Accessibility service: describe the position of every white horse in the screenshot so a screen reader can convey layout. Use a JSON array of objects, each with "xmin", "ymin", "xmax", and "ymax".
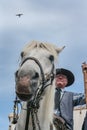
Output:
[{"xmin": 14, "ymin": 40, "xmax": 64, "ymax": 130}]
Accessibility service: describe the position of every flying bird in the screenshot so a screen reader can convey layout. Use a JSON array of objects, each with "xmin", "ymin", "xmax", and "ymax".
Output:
[{"xmin": 16, "ymin": 13, "xmax": 23, "ymax": 17}]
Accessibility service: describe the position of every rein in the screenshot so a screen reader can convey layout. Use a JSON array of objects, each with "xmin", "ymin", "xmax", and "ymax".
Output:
[
  {"xmin": 12, "ymin": 96, "xmax": 21, "ymax": 124},
  {"xmin": 17, "ymin": 57, "xmax": 55, "ymax": 130},
  {"xmin": 25, "ymin": 101, "xmax": 41, "ymax": 130}
]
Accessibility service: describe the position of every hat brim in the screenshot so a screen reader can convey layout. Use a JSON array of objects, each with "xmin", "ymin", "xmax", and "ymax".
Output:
[{"xmin": 56, "ymin": 68, "xmax": 75, "ymax": 87}]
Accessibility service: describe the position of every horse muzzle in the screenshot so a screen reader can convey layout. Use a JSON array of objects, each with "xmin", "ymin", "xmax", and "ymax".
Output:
[{"xmin": 16, "ymin": 76, "xmax": 33, "ymax": 101}]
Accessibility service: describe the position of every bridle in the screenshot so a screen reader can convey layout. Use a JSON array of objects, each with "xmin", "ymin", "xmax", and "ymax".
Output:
[
  {"xmin": 21, "ymin": 57, "xmax": 45, "ymax": 89},
  {"xmin": 20, "ymin": 57, "xmax": 55, "ymax": 88},
  {"xmin": 15, "ymin": 56, "xmax": 55, "ymax": 130}
]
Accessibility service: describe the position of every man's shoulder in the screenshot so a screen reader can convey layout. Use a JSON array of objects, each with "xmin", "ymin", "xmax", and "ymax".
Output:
[
  {"xmin": 64, "ymin": 90, "xmax": 73, "ymax": 95},
  {"xmin": 63, "ymin": 91, "xmax": 74, "ymax": 98}
]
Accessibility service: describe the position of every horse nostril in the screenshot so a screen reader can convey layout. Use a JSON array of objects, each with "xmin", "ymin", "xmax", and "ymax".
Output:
[
  {"xmin": 15, "ymin": 70, "xmax": 18, "ymax": 77},
  {"xmin": 32, "ymin": 72, "xmax": 39, "ymax": 79}
]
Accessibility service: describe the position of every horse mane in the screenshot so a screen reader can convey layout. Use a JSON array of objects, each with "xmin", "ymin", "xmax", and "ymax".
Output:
[{"xmin": 21, "ymin": 40, "xmax": 58, "ymax": 59}]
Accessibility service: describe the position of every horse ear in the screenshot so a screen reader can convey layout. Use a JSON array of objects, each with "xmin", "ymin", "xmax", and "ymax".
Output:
[{"xmin": 56, "ymin": 46, "xmax": 65, "ymax": 54}]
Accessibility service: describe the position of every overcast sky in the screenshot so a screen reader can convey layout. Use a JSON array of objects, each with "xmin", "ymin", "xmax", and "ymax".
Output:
[{"xmin": 1, "ymin": 0, "xmax": 87, "ymax": 129}]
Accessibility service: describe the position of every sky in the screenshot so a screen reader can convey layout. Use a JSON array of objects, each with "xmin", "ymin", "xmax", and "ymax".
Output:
[{"xmin": 1, "ymin": 0, "xmax": 87, "ymax": 129}]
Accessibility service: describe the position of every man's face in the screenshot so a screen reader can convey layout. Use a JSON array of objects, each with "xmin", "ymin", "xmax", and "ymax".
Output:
[{"xmin": 55, "ymin": 74, "xmax": 68, "ymax": 89}]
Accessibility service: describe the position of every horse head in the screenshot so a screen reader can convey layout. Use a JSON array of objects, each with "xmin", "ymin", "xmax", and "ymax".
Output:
[{"xmin": 15, "ymin": 41, "xmax": 64, "ymax": 102}]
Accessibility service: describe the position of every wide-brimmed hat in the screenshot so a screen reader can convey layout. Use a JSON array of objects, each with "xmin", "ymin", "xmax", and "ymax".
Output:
[{"xmin": 56, "ymin": 68, "xmax": 75, "ymax": 87}]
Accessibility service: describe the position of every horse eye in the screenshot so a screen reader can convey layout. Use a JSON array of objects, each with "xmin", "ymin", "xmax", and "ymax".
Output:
[
  {"xmin": 49, "ymin": 55, "xmax": 54, "ymax": 62},
  {"xmin": 20, "ymin": 52, "xmax": 24, "ymax": 58},
  {"xmin": 15, "ymin": 70, "xmax": 18, "ymax": 77}
]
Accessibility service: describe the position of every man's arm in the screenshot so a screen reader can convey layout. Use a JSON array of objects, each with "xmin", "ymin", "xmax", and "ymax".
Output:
[{"xmin": 73, "ymin": 93, "xmax": 85, "ymax": 106}]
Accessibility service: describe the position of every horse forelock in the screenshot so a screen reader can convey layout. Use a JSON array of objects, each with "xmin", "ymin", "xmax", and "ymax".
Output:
[{"xmin": 21, "ymin": 40, "xmax": 59, "ymax": 59}]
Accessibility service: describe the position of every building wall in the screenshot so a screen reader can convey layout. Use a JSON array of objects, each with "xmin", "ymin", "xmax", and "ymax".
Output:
[{"xmin": 73, "ymin": 106, "xmax": 87, "ymax": 130}]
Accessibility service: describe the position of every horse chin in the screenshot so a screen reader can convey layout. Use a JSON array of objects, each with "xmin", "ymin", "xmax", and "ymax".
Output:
[
  {"xmin": 16, "ymin": 84, "xmax": 33, "ymax": 101},
  {"xmin": 16, "ymin": 91, "xmax": 33, "ymax": 101}
]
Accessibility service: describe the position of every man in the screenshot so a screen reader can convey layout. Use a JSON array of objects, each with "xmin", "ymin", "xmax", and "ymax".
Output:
[{"xmin": 54, "ymin": 68, "xmax": 85, "ymax": 130}]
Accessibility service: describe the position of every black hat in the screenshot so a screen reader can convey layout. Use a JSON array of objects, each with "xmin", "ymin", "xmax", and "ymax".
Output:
[{"xmin": 56, "ymin": 68, "xmax": 75, "ymax": 87}]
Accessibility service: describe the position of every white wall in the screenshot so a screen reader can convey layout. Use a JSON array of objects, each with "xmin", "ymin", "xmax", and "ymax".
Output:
[{"xmin": 74, "ymin": 106, "xmax": 87, "ymax": 130}]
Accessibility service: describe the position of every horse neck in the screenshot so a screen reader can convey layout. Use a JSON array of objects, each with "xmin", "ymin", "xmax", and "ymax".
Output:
[{"xmin": 38, "ymin": 80, "xmax": 55, "ymax": 130}]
